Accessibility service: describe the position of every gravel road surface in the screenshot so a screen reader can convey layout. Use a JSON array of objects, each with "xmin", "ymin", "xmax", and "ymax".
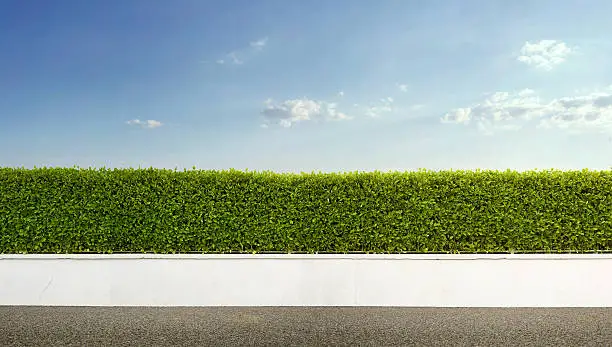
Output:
[{"xmin": 1, "ymin": 307, "xmax": 610, "ymax": 346}]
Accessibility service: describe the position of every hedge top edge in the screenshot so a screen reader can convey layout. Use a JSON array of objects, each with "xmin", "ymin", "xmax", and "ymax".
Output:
[{"xmin": 2, "ymin": 166, "xmax": 612, "ymax": 176}]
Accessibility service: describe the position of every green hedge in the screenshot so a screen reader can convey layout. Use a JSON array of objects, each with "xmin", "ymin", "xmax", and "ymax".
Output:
[{"xmin": 1, "ymin": 167, "xmax": 611, "ymax": 254}]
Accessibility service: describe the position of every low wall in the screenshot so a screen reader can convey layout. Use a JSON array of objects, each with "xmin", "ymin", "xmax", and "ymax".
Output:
[{"xmin": 1, "ymin": 254, "xmax": 610, "ymax": 307}]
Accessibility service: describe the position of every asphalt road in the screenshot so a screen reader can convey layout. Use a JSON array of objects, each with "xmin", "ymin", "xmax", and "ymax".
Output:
[{"xmin": 1, "ymin": 307, "xmax": 610, "ymax": 347}]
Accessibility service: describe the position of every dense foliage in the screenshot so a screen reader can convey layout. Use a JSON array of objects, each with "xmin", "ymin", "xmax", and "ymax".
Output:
[{"xmin": 1, "ymin": 167, "xmax": 611, "ymax": 254}]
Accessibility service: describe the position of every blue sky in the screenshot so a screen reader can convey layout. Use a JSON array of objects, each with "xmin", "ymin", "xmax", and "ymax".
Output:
[{"xmin": 2, "ymin": 0, "xmax": 612, "ymax": 173}]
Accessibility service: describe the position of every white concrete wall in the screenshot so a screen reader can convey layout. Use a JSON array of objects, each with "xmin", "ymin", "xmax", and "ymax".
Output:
[{"xmin": 0, "ymin": 254, "xmax": 610, "ymax": 307}]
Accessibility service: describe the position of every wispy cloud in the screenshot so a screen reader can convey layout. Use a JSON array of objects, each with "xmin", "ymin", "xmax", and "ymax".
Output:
[
  {"xmin": 216, "ymin": 37, "xmax": 268, "ymax": 65},
  {"xmin": 260, "ymin": 89, "xmax": 409, "ymax": 128},
  {"xmin": 227, "ymin": 52, "xmax": 243, "ymax": 65},
  {"xmin": 441, "ymin": 87, "xmax": 612, "ymax": 134},
  {"xmin": 397, "ymin": 83, "xmax": 408, "ymax": 92},
  {"xmin": 126, "ymin": 119, "xmax": 163, "ymax": 129},
  {"xmin": 261, "ymin": 98, "xmax": 352, "ymax": 128},
  {"xmin": 517, "ymin": 40, "xmax": 573, "ymax": 70},
  {"xmin": 250, "ymin": 37, "xmax": 268, "ymax": 50},
  {"xmin": 364, "ymin": 97, "xmax": 394, "ymax": 117}
]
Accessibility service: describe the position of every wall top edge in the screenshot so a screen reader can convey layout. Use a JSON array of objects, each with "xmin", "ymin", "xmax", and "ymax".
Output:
[{"xmin": 1, "ymin": 253, "xmax": 612, "ymax": 260}]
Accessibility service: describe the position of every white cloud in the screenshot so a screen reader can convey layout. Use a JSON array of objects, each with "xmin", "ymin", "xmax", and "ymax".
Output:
[
  {"xmin": 517, "ymin": 40, "xmax": 573, "ymax": 70},
  {"xmin": 365, "ymin": 97, "xmax": 394, "ymax": 118},
  {"xmin": 126, "ymin": 119, "xmax": 163, "ymax": 129},
  {"xmin": 441, "ymin": 87, "xmax": 612, "ymax": 134},
  {"xmin": 261, "ymin": 98, "xmax": 352, "ymax": 128},
  {"xmin": 250, "ymin": 37, "xmax": 268, "ymax": 50},
  {"xmin": 217, "ymin": 37, "xmax": 268, "ymax": 65},
  {"xmin": 538, "ymin": 91, "xmax": 612, "ymax": 132},
  {"xmin": 397, "ymin": 83, "xmax": 409, "ymax": 92},
  {"xmin": 338, "ymin": 91, "xmax": 344, "ymax": 97},
  {"xmin": 227, "ymin": 52, "xmax": 243, "ymax": 65},
  {"xmin": 441, "ymin": 89, "xmax": 544, "ymax": 126}
]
